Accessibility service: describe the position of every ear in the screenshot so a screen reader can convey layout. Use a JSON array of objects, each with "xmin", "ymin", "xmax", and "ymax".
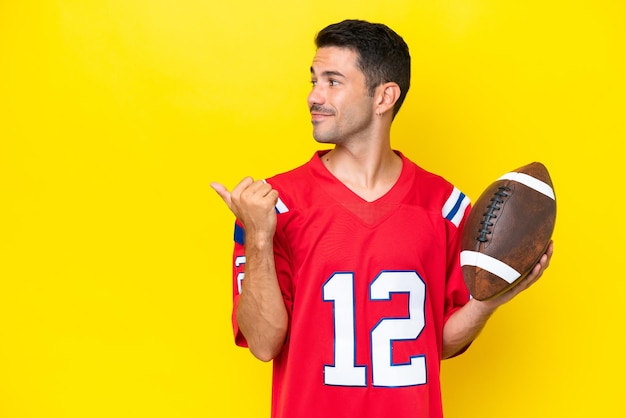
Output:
[{"xmin": 374, "ymin": 82, "xmax": 401, "ymax": 116}]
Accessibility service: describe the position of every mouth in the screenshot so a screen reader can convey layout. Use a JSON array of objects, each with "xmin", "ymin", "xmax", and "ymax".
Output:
[
  {"xmin": 310, "ymin": 112, "xmax": 333, "ymax": 123},
  {"xmin": 310, "ymin": 104, "xmax": 335, "ymax": 122},
  {"xmin": 310, "ymin": 105, "xmax": 335, "ymax": 123}
]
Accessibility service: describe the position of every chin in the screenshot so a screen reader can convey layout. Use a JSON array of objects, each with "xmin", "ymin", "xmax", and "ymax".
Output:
[{"xmin": 312, "ymin": 129, "xmax": 339, "ymax": 145}]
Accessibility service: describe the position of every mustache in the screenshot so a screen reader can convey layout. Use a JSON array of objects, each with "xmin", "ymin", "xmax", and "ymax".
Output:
[{"xmin": 310, "ymin": 104, "xmax": 336, "ymax": 115}]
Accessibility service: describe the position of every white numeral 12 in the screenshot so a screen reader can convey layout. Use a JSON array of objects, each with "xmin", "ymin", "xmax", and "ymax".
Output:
[{"xmin": 322, "ymin": 271, "xmax": 427, "ymax": 387}]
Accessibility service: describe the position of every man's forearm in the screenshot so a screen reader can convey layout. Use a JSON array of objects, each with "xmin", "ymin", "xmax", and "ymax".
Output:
[
  {"xmin": 441, "ymin": 299, "xmax": 497, "ymax": 359},
  {"xmin": 236, "ymin": 238, "xmax": 288, "ymax": 362}
]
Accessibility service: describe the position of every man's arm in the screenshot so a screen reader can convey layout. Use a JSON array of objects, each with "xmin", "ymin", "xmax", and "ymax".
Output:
[
  {"xmin": 441, "ymin": 241, "xmax": 554, "ymax": 359},
  {"xmin": 212, "ymin": 178, "xmax": 288, "ymax": 362}
]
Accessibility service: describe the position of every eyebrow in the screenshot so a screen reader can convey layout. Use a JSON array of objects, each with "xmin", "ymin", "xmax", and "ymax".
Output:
[{"xmin": 310, "ymin": 67, "xmax": 346, "ymax": 79}]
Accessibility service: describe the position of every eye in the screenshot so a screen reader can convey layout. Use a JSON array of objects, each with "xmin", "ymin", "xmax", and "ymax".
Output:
[
  {"xmin": 329, "ymin": 79, "xmax": 339, "ymax": 86},
  {"xmin": 311, "ymin": 79, "xmax": 317, "ymax": 87}
]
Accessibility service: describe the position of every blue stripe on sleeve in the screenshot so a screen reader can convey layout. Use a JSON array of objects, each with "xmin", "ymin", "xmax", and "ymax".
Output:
[
  {"xmin": 445, "ymin": 192, "xmax": 466, "ymax": 222},
  {"xmin": 234, "ymin": 222, "xmax": 245, "ymax": 245}
]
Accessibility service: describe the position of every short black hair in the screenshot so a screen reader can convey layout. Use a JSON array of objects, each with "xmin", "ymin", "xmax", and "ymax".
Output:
[{"xmin": 315, "ymin": 19, "xmax": 411, "ymax": 118}]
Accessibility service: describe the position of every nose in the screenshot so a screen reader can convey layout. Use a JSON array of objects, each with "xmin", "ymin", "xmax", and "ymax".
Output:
[{"xmin": 307, "ymin": 83, "xmax": 324, "ymax": 109}]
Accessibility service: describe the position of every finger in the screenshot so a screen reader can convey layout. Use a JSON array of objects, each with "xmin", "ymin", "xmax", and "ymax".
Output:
[
  {"xmin": 233, "ymin": 176, "xmax": 255, "ymax": 192},
  {"xmin": 241, "ymin": 179, "xmax": 272, "ymax": 197},
  {"xmin": 239, "ymin": 180, "xmax": 279, "ymax": 206},
  {"xmin": 256, "ymin": 183, "xmax": 280, "ymax": 207},
  {"xmin": 267, "ymin": 188, "xmax": 280, "ymax": 205},
  {"xmin": 526, "ymin": 263, "xmax": 543, "ymax": 285},
  {"xmin": 230, "ymin": 177, "xmax": 256, "ymax": 201},
  {"xmin": 536, "ymin": 241, "xmax": 554, "ymax": 272},
  {"xmin": 545, "ymin": 240, "xmax": 554, "ymax": 260},
  {"xmin": 210, "ymin": 182, "xmax": 233, "ymax": 208},
  {"xmin": 525, "ymin": 248, "xmax": 551, "ymax": 285}
]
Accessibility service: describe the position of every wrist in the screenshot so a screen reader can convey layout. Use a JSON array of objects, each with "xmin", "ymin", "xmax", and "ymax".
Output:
[
  {"xmin": 244, "ymin": 232, "xmax": 274, "ymax": 252},
  {"xmin": 469, "ymin": 298, "xmax": 499, "ymax": 317}
]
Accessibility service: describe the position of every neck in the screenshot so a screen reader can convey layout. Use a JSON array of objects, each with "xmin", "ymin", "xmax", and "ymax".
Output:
[{"xmin": 321, "ymin": 142, "xmax": 402, "ymax": 202}]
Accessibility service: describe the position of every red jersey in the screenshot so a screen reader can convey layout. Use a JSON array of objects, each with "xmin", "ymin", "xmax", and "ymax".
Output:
[{"xmin": 231, "ymin": 151, "xmax": 471, "ymax": 418}]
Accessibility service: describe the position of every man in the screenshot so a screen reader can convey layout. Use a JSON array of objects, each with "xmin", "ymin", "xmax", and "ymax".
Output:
[{"xmin": 212, "ymin": 19, "xmax": 553, "ymax": 418}]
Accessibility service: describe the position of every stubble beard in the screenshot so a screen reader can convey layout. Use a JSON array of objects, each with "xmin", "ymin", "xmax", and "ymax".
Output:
[
  {"xmin": 312, "ymin": 114, "xmax": 374, "ymax": 146},
  {"xmin": 312, "ymin": 124, "xmax": 339, "ymax": 144}
]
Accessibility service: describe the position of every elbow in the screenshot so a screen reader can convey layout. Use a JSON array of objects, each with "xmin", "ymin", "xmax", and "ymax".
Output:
[
  {"xmin": 250, "ymin": 345, "xmax": 281, "ymax": 362},
  {"xmin": 441, "ymin": 345, "xmax": 455, "ymax": 360},
  {"xmin": 441, "ymin": 344, "xmax": 469, "ymax": 360},
  {"xmin": 242, "ymin": 320, "xmax": 288, "ymax": 362},
  {"xmin": 248, "ymin": 330, "xmax": 287, "ymax": 362},
  {"xmin": 236, "ymin": 301, "xmax": 289, "ymax": 362}
]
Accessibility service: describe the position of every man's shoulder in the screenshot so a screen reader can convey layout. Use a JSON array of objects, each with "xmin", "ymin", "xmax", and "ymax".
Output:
[
  {"xmin": 398, "ymin": 152, "xmax": 470, "ymax": 227},
  {"xmin": 265, "ymin": 154, "xmax": 316, "ymax": 188},
  {"xmin": 262, "ymin": 152, "xmax": 323, "ymax": 215},
  {"xmin": 399, "ymin": 152, "xmax": 457, "ymax": 195}
]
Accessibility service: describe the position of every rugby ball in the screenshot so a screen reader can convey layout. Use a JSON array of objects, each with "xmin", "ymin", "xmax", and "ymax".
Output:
[{"xmin": 460, "ymin": 162, "xmax": 556, "ymax": 301}]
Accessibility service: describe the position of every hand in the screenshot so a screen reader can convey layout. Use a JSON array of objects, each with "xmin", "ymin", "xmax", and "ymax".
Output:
[
  {"xmin": 211, "ymin": 177, "xmax": 279, "ymax": 242},
  {"xmin": 481, "ymin": 240, "xmax": 554, "ymax": 309}
]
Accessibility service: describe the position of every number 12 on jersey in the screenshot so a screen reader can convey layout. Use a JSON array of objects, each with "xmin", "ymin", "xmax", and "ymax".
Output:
[{"xmin": 322, "ymin": 271, "xmax": 427, "ymax": 388}]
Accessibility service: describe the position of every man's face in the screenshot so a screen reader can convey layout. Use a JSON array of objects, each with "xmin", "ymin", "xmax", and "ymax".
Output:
[{"xmin": 308, "ymin": 47, "xmax": 376, "ymax": 145}]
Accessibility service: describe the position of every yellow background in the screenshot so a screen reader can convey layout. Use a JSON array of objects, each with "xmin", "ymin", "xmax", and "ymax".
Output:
[{"xmin": 1, "ymin": 1, "xmax": 624, "ymax": 417}]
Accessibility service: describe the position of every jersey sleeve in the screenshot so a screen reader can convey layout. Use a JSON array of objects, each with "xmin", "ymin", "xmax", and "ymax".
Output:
[
  {"xmin": 441, "ymin": 187, "xmax": 473, "ymax": 357},
  {"xmin": 231, "ymin": 220, "xmax": 247, "ymax": 347},
  {"xmin": 442, "ymin": 187, "xmax": 472, "ymax": 325}
]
